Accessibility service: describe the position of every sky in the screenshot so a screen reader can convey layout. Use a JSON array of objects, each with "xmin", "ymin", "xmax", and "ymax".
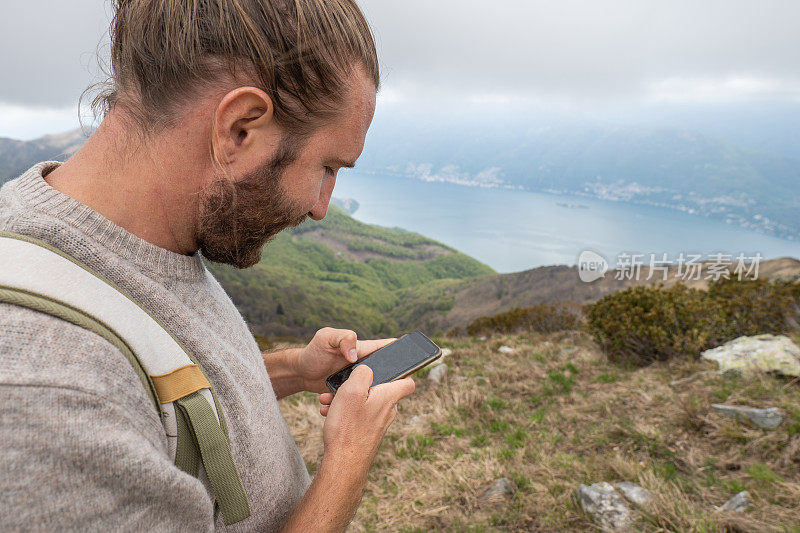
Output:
[{"xmin": 2, "ymin": 0, "xmax": 800, "ymax": 139}]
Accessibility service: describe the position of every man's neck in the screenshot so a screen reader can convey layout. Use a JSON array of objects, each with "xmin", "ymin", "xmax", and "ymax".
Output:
[{"xmin": 43, "ymin": 114, "xmax": 203, "ymax": 256}]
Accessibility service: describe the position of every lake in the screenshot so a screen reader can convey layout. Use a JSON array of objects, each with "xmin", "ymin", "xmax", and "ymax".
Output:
[{"xmin": 333, "ymin": 171, "xmax": 800, "ymax": 274}]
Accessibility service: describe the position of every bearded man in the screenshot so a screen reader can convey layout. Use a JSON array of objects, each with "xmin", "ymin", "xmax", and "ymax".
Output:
[{"xmin": 0, "ymin": 0, "xmax": 414, "ymax": 530}]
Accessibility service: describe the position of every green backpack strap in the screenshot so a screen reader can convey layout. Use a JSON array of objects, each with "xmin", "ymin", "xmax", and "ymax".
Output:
[{"xmin": 0, "ymin": 231, "xmax": 250, "ymax": 525}]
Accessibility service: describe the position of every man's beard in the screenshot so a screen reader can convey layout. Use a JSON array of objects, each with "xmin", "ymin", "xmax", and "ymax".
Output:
[{"xmin": 196, "ymin": 138, "xmax": 309, "ymax": 269}]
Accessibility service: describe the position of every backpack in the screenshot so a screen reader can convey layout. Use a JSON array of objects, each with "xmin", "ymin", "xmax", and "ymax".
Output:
[{"xmin": 0, "ymin": 231, "xmax": 251, "ymax": 526}]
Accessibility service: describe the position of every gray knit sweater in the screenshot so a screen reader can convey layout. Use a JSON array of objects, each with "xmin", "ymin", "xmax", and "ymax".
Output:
[{"xmin": 0, "ymin": 162, "xmax": 311, "ymax": 531}]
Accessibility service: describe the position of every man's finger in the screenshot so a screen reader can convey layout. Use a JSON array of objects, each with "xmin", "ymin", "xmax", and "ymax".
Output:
[
  {"xmin": 339, "ymin": 364, "xmax": 373, "ymax": 395},
  {"xmin": 356, "ymin": 337, "xmax": 397, "ymax": 358},
  {"xmin": 320, "ymin": 404, "xmax": 330, "ymax": 417},
  {"xmin": 319, "ymin": 392, "xmax": 334, "ymax": 405},
  {"xmin": 325, "ymin": 328, "xmax": 358, "ymax": 363},
  {"xmin": 370, "ymin": 377, "xmax": 415, "ymax": 404}
]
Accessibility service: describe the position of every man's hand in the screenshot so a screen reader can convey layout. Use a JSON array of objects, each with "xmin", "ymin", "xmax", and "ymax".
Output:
[
  {"xmin": 280, "ymin": 365, "xmax": 415, "ymax": 532},
  {"xmin": 293, "ymin": 327, "xmax": 396, "ymax": 394},
  {"xmin": 322, "ymin": 364, "xmax": 415, "ymax": 459}
]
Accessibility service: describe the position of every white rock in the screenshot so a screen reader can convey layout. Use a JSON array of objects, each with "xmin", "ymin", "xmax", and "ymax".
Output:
[
  {"xmin": 480, "ymin": 477, "xmax": 515, "ymax": 501},
  {"xmin": 428, "ymin": 363, "xmax": 448, "ymax": 383},
  {"xmin": 498, "ymin": 346, "xmax": 515, "ymax": 354},
  {"xmin": 711, "ymin": 404, "xmax": 784, "ymax": 430},
  {"xmin": 440, "ymin": 347, "xmax": 453, "ymax": 358},
  {"xmin": 576, "ymin": 482, "xmax": 633, "ymax": 530},
  {"xmin": 718, "ymin": 490, "xmax": 752, "ymax": 513},
  {"xmin": 701, "ymin": 335, "xmax": 800, "ymax": 377},
  {"xmin": 614, "ymin": 482, "xmax": 651, "ymax": 507},
  {"xmin": 409, "ymin": 415, "xmax": 424, "ymax": 426}
]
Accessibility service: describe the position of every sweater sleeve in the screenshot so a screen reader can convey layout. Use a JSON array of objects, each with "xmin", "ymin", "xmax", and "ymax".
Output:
[{"xmin": 0, "ymin": 303, "xmax": 216, "ymax": 531}]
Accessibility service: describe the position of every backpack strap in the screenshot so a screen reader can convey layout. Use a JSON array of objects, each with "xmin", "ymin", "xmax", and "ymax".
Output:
[{"xmin": 0, "ymin": 231, "xmax": 251, "ymax": 525}]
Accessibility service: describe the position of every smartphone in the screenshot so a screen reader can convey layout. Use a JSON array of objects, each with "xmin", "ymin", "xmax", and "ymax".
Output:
[{"xmin": 326, "ymin": 331, "xmax": 442, "ymax": 392}]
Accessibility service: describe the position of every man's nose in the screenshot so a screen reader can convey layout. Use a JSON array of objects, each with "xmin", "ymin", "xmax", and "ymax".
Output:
[{"xmin": 307, "ymin": 173, "xmax": 336, "ymax": 221}]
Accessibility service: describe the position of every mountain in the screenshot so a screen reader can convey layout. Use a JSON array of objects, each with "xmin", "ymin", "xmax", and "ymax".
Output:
[
  {"xmin": 206, "ymin": 205, "xmax": 494, "ymax": 339},
  {"xmin": 0, "ymin": 129, "xmax": 88, "ymax": 183},
  {"xmin": 356, "ymin": 106, "xmax": 800, "ymax": 240}
]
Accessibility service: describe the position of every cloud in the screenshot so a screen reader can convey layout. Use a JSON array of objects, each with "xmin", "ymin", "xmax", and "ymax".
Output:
[
  {"xmin": 645, "ymin": 76, "xmax": 800, "ymax": 103},
  {"xmin": 360, "ymin": 0, "xmax": 800, "ymax": 103},
  {"xmin": 2, "ymin": 0, "xmax": 800, "ymax": 119},
  {"xmin": 0, "ymin": 0, "xmax": 112, "ymax": 108},
  {"xmin": 0, "ymin": 104, "xmax": 86, "ymax": 140}
]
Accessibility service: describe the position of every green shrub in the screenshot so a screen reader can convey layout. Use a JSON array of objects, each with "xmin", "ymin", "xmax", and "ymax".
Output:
[
  {"xmin": 708, "ymin": 277, "xmax": 799, "ymax": 338},
  {"xmin": 466, "ymin": 302, "xmax": 581, "ymax": 336},
  {"xmin": 585, "ymin": 279, "xmax": 800, "ymax": 366}
]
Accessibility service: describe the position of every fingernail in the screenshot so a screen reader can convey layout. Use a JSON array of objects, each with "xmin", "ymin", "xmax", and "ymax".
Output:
[{"xmin": 348, "ymin": 348, "xmax": 357, "ymax": 361}]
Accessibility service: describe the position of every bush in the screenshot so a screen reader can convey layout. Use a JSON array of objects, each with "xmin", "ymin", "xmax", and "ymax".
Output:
[
  {"xmin": 466, "ymin": 302, "xmax": 581, "ymax": 337},
  {"xmin": 585, "ymin": 279, "xmax": 800, "ymax": 366}
]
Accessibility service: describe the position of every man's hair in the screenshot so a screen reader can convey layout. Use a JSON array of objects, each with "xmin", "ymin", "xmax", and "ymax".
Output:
[{"xmin": 92, "ymin": 0, "xmax": 379, "ymax": 135}]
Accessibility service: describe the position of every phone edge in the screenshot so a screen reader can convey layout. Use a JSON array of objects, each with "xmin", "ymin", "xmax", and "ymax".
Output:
[{"xmin": 325, "ymin": 331, "xmax": 441, "ymax": 392}]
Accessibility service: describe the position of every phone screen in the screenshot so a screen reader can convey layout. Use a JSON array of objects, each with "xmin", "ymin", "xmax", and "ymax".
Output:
[{"xmin": 326, "ymin": 331, "xmax": 441, "ymax": 392}]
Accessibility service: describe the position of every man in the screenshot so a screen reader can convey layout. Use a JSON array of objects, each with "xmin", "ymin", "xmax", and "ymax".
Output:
[{"xmin": 0, "ymin": 0, "xmax": 414, "ymax": 530}]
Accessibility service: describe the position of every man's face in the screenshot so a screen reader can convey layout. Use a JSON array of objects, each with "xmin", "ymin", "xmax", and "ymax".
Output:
[{"xmin": 196, "ymin": 68, "xmax": 377, "ymax": 268}]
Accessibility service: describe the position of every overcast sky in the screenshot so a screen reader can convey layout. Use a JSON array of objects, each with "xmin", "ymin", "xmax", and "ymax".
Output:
[{"xmin": 2, "ymin": 0, "xmax": 800, "ymax": 138}]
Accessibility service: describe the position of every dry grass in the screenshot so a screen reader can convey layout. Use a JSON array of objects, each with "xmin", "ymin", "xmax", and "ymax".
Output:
[{"xmin": 278, "ymin": 331, "xmax": 800, "ymax": 532}]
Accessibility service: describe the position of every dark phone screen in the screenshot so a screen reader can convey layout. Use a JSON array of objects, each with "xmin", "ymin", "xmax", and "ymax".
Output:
[{"xmin": 327, "ymin": 332, "xmax": 440, "ymax": 391}]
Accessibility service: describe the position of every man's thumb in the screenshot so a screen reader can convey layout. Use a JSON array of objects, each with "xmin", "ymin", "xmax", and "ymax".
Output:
[{"xmin": 344, "ymin": 364, "xmax": 373, "ymax": 392}]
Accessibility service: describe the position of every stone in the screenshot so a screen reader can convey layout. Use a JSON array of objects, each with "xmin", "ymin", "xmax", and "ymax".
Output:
[
  {"xmin": 701, "ymin": 335, "xmax": 800, "ymax": 377},
  {"xmin": 440, "ymin": 347, "xmax": 453, "ymax": 358},
  {"xmin": 409, "ymin": 415, "xmax": 424, "ymax": 426},
  {"xmin": 498, "ymin": 346, "xmax": 515, "ymax": 354},
  {"xmin": 576, "ymin": 482, "xmax": 633, "ymax": 530},
  {"xmin": 428, "ymin": 363, "xmax": 448, "ymax": 383},
  {"xmin": 480, "ymin": 477, "xmax": 515, "ymax": 501},
  {"xmin": 478, "ymin": 336, "xmax": 487, "ymax": 341},
  {"xmin": 718, "ymin": 490, "xmax": 751, "ymax": 513},
  {"xmin": 614, "ymin": 482, "xmax": 651, "ymax": 507},
  {"xmin": 710, "ymin": 404, "xmax": 784, "ymax": 430}
]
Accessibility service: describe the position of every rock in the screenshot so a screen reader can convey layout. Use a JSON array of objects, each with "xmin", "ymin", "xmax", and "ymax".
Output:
[
  {"xmin": 576, "ymin": 482, "xmax": 633, "ymax": 530},
  {"xmin": 498, "ymin": 346, "xmax": 515, "ymax": 354},
  {"xmin": 409, "ymin": 415, "xmax": 424, "ymax": 426},
  {"xmin": 478, "ymin": 336, "xmax": 487, "ymax": 341},
  {"xmin": 480, "ymin": 477, "xmax": 515, "ymax": 501},
  {"xmin": 701, "ymin": 335, "xmax": 800, "ymax": 377},
  {"xmin": 614, "ymin": 482, "xmax": 651, "ymax": 507},
  {"xmin": 710, "ymin": 404, "xmax": 784, "ymax": 430},
  {"xmin": 428, "ymin": 363, "xmax": 448, "ymax": 383},
  {"xmin": 718, "ymin": 490, "xmax": 752, "ymax": 513},
  {"xmin": 440, "ymin": 347, "xmax": 453, "ymax": 358}
]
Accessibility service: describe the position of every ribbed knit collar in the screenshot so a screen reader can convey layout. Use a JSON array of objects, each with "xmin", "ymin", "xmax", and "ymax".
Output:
[{"xmin": 11, "ymin": 161, "xmax": 207, "ymax": 282}]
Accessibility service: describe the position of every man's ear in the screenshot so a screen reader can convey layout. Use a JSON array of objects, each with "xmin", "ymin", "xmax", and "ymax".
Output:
[{"xmin": 211, "ymin": 87, "xmax": 278, "ymax": 167}]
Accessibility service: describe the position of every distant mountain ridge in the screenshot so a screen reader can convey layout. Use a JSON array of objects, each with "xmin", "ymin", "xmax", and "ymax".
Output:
[
  {"xmin": 357, "ymin": 110, "xmax": 800, "ymax": 240},
  {"xmin": 0, "ymin": 129, "xmax": 88, "ymax": 182}
]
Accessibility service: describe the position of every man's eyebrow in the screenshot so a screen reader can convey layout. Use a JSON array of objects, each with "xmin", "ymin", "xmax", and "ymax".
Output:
[{"xmin": 331, "ymin": 158, "xmax": 357, "ymax": 169}]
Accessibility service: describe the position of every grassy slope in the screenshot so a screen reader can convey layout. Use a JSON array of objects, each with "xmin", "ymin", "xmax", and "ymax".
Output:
[
  {"xmin": 279, "ymin": 330, "xmax": 800, "ymax": 532},
  {"xmin": 207, "ymin": 204, "xmax": 494, "ymax": 340},
  {"xmin": 399, "ymin": 259, "xmax": 800, "ymax": 336}
]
